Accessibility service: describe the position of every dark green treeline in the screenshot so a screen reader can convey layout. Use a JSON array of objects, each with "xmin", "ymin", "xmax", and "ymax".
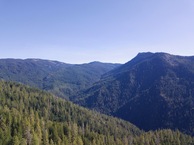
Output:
[{"xmin": 0, "ymin": 81, "xmax": 193, "ymax": 145}]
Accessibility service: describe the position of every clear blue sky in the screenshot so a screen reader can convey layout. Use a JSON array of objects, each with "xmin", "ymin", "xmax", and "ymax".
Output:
[{"xmin": 0, "ymin": 0, "xmax": 194, "ymax": 64}]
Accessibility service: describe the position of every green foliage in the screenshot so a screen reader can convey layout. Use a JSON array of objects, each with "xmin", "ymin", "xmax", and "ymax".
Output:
[
  {"xmin": 0, "ymin": 81, "xmax": 140, "ymax": 145},
  {"xmin": 134, "ymin": 129, "xmax": 194, "ymax": 145}
]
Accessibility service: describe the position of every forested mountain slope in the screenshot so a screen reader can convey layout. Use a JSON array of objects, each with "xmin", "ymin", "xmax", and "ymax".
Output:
[
  {"xmin": 0, "ymin": 59, "xmax": 120, "ymax": 99},
  {"xmin": 0, "ymin": 81, "xmax": 140, "ymax": 145},
  {"xmin": 0, "ymin": 81, "xmax": 194, "ymax": 145},
  {"xmin": 74, "ymin": 52, "xmax": 194, "ymax": 135}
]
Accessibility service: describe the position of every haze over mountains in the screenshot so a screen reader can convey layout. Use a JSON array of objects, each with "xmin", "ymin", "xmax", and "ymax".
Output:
[
  {"xmin": 1, "ymin": 52, "xmax": 194, "ymax": 138},
  {"xmin": 0, "ymin": 59, "xmax": 120, "ymax": 99}
]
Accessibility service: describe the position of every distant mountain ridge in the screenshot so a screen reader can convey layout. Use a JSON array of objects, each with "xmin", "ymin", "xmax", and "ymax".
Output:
[
  {"xmin": 74, "ymin": 52, "xmax": 194, "ymax": 135},
  {"xmin": 0, "ymin": 58, "xmax": 120, "ymax": 99}
]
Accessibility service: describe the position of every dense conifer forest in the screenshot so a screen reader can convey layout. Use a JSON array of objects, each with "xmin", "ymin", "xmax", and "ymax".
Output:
[
  {"xmin": 0, "ymin": 81, "xmax": 194, "ymax": 145},
  {"xmin": 0, "ymin": 81, "xmax": 140, "ymax": 145}
]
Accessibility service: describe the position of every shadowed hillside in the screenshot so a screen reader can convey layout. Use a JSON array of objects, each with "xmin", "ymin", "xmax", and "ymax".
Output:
[{"xmin": 74, "ymin": 52, "xmax": 194, "ymax": 135}]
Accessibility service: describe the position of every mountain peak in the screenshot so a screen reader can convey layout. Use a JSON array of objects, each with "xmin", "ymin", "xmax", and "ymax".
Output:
[
  {"xmin": 136, "ymin": 52, "xmax": 154, "ymax": 57},
  {"xmin": 103, "ymin": 52, "xmax": 170, "ymax": 78},
  {"xmin": 115, "ymin": 52, "xmax": 189, "ymax": 74},
  {"xmin": 135, "ymin": 52, "xmax": 173, "ymax": 60}
]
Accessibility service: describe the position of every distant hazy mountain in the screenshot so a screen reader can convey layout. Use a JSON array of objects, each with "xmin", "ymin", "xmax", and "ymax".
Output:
[
  {"xmin": 74, "ymin": 52, "xmax": 194, "ymax": 135},
  {"xmin": 0, "ymin": 59, "xmax": 120, "ymax": 99}
]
